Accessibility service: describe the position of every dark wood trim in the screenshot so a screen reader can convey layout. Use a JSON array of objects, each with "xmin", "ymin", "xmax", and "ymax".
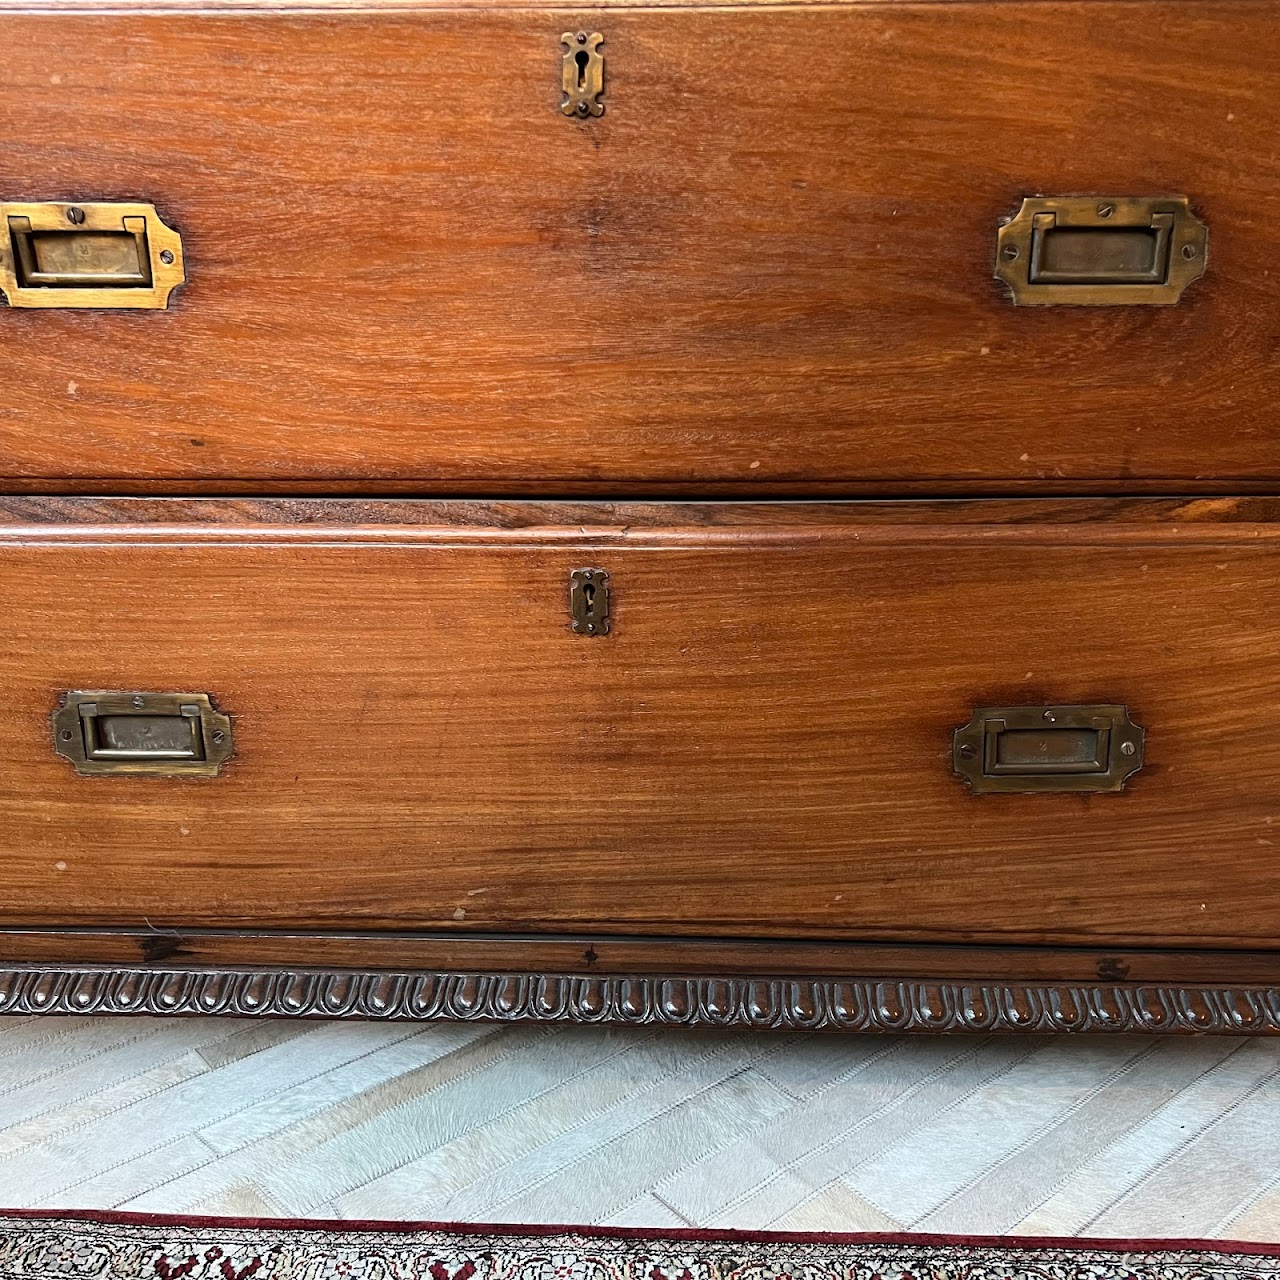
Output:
[
  {"xmin": 1, "ymin": 516, "xmax": 1277, "ymax": 556},
  {"xmin": 0, "ymin": 0, "xmax": 1236, "ymax": 11},
  {"xmin": 4, "ymin": 930, "xmax": 1279, "ymax": 985},
  {"xmin": 2, "ymin": 495, "xmax": 1280, "ymax": 527},
  {"xmin": 1, "ymin": 965, "xmax": 1276, "ymax": 1034},
  {"xmin": 2, "ymin": 479, "xmax": 1280, "ymax": 500}
]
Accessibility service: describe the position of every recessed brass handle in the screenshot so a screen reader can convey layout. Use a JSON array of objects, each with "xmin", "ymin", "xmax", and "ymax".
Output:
[
  {"xmin": 52, "ymin": 692, "xmax": 232, "ymax": 777},
  {"xmin": 953, "ymin": 704, "xmax": 1144, "ymax": 795},
  {"xmin": 1, "ymin": 201, "xmax": 184, "ymax": 310},
  {"xmin": 995, "ymin": 197, "xmax": 1207, "ymax": 306}
]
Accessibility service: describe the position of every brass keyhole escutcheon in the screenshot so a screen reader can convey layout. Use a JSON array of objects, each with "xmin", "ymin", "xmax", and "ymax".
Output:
[
  {"xmin": 570, "ymin": 568, "xmax": 611, "ymax": 636},
  {"xmin": 561, "ymin": 31, "xmax": 604, "ymax": 119}
]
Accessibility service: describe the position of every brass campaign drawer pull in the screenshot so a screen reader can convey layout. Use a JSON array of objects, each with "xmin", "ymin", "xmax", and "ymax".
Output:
[
  {"xmin": 995, "ymin": 197, "xmax": 1207, "ymax": 306},
  {"xmin": 1, "ymin": 201, "xmax": 184, "ymax": 309},
  {"xmin": 52, "ymin": 692, "xmax": 232, "ymax": 777},
  {"xmin": 953, "ymin": 704, "xmax": 1144, "ymax": 795}
]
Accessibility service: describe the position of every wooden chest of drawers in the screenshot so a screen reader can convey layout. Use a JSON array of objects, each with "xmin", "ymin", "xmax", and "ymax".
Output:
[{"xmin": 0, "ymin": 0, "xmax": 1277, "ymax": 1033}]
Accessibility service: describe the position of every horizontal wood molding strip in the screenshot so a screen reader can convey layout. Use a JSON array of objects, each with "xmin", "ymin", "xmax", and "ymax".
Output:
[
  {"xmin": 8, "ymin": 481, "xmax": 1280, "ymax": 499},
  {"xmin": 5, "ymin": 929, "xmax": 1280, "ymax": 985},
  {"xmin": 1, "ymin": 966, "xmax": 1277, "ymax": 1035},
  {"xmin": 3, "ymin": 496, "xmax": 1280, "ymax": 526},
  {"xmin": 0, "ymin": 2, "xmax": 1219, "ymax": 13},
  {"xmin": 4, "ymin": 521, "xmax": 1280, "ymax": 549}
]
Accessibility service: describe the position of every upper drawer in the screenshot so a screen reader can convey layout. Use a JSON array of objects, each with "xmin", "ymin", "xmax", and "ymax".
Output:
[{"xmin": 0, "ymin": 0, "xmax": 1276, "ymax": 493}]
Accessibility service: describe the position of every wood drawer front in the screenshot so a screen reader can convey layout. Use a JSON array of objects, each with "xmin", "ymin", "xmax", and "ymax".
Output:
[
  {"xmin": 0, "ymin": 1, "xmax": 1276, "ymax": 495},
  {"xmin": 1, "ymin": 511, "xmax": 1279, "ymax": 950}
]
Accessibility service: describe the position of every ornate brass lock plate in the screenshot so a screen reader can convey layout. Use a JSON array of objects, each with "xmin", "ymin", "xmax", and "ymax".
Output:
[
  {"xmin": 562, "ymin": 32, "xmax": 604, "ymax": 118},
  {"xmin": 570, "ymin": 568, "xmax": 610, "ymax": 635}
]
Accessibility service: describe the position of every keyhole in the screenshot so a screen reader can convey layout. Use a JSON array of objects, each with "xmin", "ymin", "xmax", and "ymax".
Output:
[
  {"xmin": 575, "ymin": 49, "xmax": 590, "ymax": 89},
  {"xmin": 581, "ymin": 581, "xmax": 596, "ymax": 614}
]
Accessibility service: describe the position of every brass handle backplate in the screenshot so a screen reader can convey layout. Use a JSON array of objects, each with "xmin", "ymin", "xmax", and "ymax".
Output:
[
  {"xmin": 995, "ymin": 197, "xmax": 1207, "ymax": 306},
  {"xmin": 1, "ymin": 202, "xmax": 184, "ymax": 310},
  {"xmin": 953, "ymin": 704, "xmax": 1144, "ymax": 795},
  {"xmin": 52, "ymin": 692, "xmax": 232, "ymax": 777}
]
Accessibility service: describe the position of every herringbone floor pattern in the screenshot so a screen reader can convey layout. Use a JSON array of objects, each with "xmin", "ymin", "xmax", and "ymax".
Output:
[{"xmin": 0, "ymin": 1018, "xmax": 1277, "ymax": 1239}]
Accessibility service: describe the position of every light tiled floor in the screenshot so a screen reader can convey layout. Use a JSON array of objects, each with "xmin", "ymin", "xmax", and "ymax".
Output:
[{"xmin": 0, "ymin": 1017, "xmax": 1278, "ymax": 1240}]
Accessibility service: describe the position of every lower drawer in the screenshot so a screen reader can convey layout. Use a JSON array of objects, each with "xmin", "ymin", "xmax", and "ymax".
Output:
[{"xmin": 2, "ymin": 497, "xmax": 1280, "ymax": 1031}]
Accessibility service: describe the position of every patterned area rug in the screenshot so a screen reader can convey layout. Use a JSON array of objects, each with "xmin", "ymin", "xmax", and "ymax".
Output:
[{"xmin": 0, "ymin": 1213, "xmax": 1277, "ymax": 1280}]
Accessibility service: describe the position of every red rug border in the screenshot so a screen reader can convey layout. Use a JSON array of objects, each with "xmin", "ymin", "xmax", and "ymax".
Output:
[{"xmin": 0, "ymin": 1206, "xmax": 1275, "ymax": 1257}]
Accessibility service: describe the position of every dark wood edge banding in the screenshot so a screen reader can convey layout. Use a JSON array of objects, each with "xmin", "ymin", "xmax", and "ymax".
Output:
[
  {"xmin": 7, "ymin": 930, "xmax": 1280, "ymax": 985},
  {"xmin": 1, "ymin": 496, "xmax": 1279, "ymax": 527},
  {"xmin": 2, "ymin": 498, "xmax": 1280, "ymax": 552},
  {"xmin": 2, "ymin": 966, "xmax": 1278, "ymax": 1034},
  {"xmin": 0, "ymin": 0, "xmax": 1213, "ymax": 11},
  {"xmin": 1, "ymin": 479, "xmax": 1280, "ymax": 500},
  {"xmin": 7, "ymin": 526, "xmax": 1280, "ymax": 550}
]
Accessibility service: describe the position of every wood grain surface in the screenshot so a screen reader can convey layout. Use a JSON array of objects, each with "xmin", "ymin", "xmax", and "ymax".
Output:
[
  {"xmin": 1, "ymin": 508, "xmax": 1280, "ymax": 948},
  {"xmin": 0, "ymin": 2, "xmax": 1276, "ymax": 493}
]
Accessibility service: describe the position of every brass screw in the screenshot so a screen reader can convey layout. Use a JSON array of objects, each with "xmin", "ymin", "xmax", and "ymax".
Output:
[
  {"xmin": 60, "ymin": 729, "xmax": 73, "ymax": 742},
  {"xmin": 159, "ymin": 249, "xmax": 175, "ymax": 265},
  {"xmin": 211, "ymin": 731, "xmax": 225, "ymax": 744},
  {"xmin": 66, "ymin": 207, "xmax": 86, "ymax": 225},
  {"xmin": 132, "ymin": 695, "xmax": 146, "ymax": 708},
  {"xmin": 958, "ymin": 743, "xmax": 976, "ymax": 759},
  {"xmin": 1002, "ymin": 245, "xmax": 1020, "ymax": 260},
  {"xmin": 1097, "ymin": 204, "xmax": 1115, "ymax": 218},
  {"xmin": 1043, "ymin": 710, "xmax": 1056, "ymax": 723},
  {"xmin": 577, "ymin": 31, "xmax": 587, "ymax": 42},
  {"xmin": 1120, "ymin": 741, "xmax": 1137, "ymax": 756},
  {"xmin": 1182, "ymin": 245, "xmax": 1197, "ymax": 260}
]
